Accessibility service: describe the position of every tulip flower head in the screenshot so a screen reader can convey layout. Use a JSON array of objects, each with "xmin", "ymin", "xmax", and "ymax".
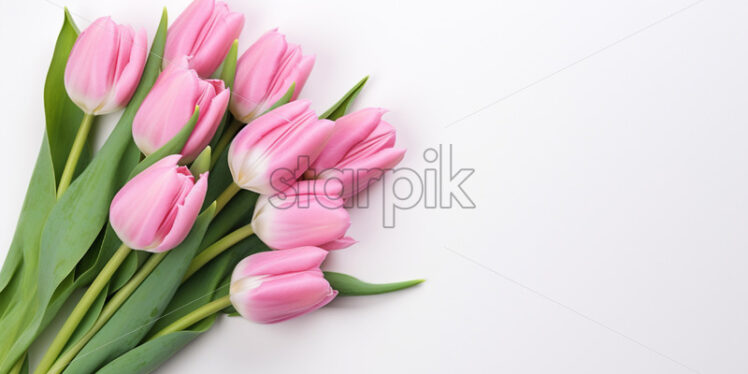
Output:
[
  {"xmin": 64, "ymin": 17, "xmax": 147, "ymax": 114},
  {"xmin": 133, "ymin": 57, "xmax": 230, "ymax": 162},
  {"xmin": 164, "ymin": 0, "xmax": 245, "ymax": 77},
  {"xmin": 230, "ymin": 29, "xmax": 315, "ymax": 123},
  {"xmin": 252, "ymin": 180, "xmax": 354, "ymax": 250},
  {"xmin": 228, "ymin": 100, "xmax": 334, "ymax": 195},
  {"xmin": 307, "ymin": 108, "xmax": 406, "ymax": 199},
  {"xmin": 110, "ymin": 155, "xmax": 208, "ymax": 253},
  {"xmin": 230, "ymin": 246, "xmax": 337, "ymax": 324}
]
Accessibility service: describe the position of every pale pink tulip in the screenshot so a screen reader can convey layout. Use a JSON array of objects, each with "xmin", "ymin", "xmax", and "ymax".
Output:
[
  {"xmin": 251, "ymin": 180, "xmax": 354, "ymax": 250},
  {"xmin": 133, "ymin": 57, "xmax": 230, "ymax": 162},
  {"xmin": 230, "ymin": 246, "xmax": 337, "ymax": 324},
  {"xmin": 164, "ymin": 0, "xmax": 244, "ymax": 77},
  {"xmin": 228, "ymin": 100, "xmax": 333, "ymax": 195},
  {"xmin": 110, "ymin": 155, "xmax": 208, "ymax": 253},
  {"xmin": 64, "ymin": 17, "xmax": 147, "ymax": 114},
  {"xmin": 230, "ymin": 30, "xmax": 315, "ymax": 122},
  {"xmin": 307, "ymin": 108, "xmax": 406, "ymax": 199}
]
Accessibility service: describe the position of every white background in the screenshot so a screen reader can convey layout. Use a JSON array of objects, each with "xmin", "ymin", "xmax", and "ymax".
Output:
[{"xmin": 1, "ymin": 0, "xmax": 747, "ymax": 373}]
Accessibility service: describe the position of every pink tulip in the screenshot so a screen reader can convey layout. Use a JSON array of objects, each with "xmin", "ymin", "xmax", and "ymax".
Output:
[
  {"xmin": 307, "ymin": 108, "xmax": 406, "ymax": 199},
  {"xmin": 64, "ymin": 17, "xmax": 147, "ymax": 115},
  {"xmin": 110, "ymin": 155, "xmax": 208, "ymax": 253},
  {"xmin": 230, "ymin": 29, "xmax": 315, "ymax": 123},
  {"xmin": 228, "ymin": 100, "xmax": 333, "ymax": 195},
  {"xmin": 251, "ymin": 180, "xmax": 354, "ymax": 250},
  {"xmin": 133, "ymin": 57, "xmax": 230, "ymax": 162},
  {"xmin": 164, "ymin": 0, "xmax": 244, "ymax": 77},
  {"xmin": 229, "ymin": 246, "xmax": 337, "ymax": 324}
]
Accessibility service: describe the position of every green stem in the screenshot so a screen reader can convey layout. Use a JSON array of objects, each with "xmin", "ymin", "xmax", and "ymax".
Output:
[
  {"xmin": 214, "ymin": 182, "xmax": 241, "ymax": 215},
  {"xmin": 149, "ymin": 295, "xmax": 231, "ymax": 340},
  {"xmin": 34, "ymin": 244, "xmax": 130, "ymax": 374},
  {"xmin": 9, "ymin": 355, "xmax": 24, "ymax": 374},
  {"xmin": 45, "ymin": 252, "xmax": 167, "ymax": 374},
  {"xmin": 183, "ymin": 223, "xmax": 254, "ymax": 282},
  {"xmin": 57, "ymin": 113, "xmax": 94, "ymax": 199},
  {"xmin": 210, "ymin": 119, "xmax": 243, "ymax": 168}
]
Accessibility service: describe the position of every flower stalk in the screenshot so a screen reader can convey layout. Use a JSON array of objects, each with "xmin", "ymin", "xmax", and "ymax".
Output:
[
  {"xmin": 183, "ymin": 222, "xmax": 254, "ymax": 281},
  {"xmin": 56, "ymin": 113, "xmax": 94, "ymax": 199}
]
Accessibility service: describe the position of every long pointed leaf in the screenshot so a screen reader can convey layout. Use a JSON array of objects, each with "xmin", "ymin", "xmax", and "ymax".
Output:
[
  {"xmin": 63, "ymin": 206, "xmax": 215, "ymax": 374},
  {"xmin": 0, "ymin": 10, "xmax": 169, "ymax": 371}
]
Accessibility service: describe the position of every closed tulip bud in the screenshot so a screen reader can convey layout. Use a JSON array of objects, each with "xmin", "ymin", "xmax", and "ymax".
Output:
[
  {"xmin": 164, "ymin": 0, "xmax": 244, "ymax": 77},
  {"xmin": 307, "ymin": 108, "xmax": 406, "ymax": 199},
  {"xmin": 110, "ymin": 155, "xmax": 208, "ymax": 253},
  {"xmin": 133, "ymin": 57, "xmax": 230, "ymax": 162},
  {"xmin": 252, "ymin": 180, "xmax": 354, "ymax": 250},
  {"xmin": 228, "ymin": 100, "xmax": 334, "ymax": 195},
  {"xmin": 64, "ymin": 17, "xmax": 147, "ymax": 115},
  {"xmin": 230, "ymin": 29, "xmax": 315, "ymax": 122},
  {"xmin": 230, "ymin": 246, "xmax": 337, "ymax": 324}
]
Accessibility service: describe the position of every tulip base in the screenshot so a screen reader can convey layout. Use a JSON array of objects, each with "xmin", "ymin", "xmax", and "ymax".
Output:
[{"xmin": 149, "ymin": 295, "xmax": 231, "ymax": 340}]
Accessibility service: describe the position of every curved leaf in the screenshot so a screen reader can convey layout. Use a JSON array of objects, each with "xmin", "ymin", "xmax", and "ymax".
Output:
[
  {"xmin": 0, "ymin": 10, "xmax": 169, "ymax": 372},
  {"xmin": 320, "ymin": 76, "xmax": 368, "ymax": 120},
  {"xmin": 323, "ymin": 272, "xmax": 424, "ymax": 296},
  {"xmin": 95, "ymin": 318, "xmax": 215, "ymax": 374},
  {"xmin": 208, "ymin": 41, "xmax": 238, "ymax": 151},
  {"xmin": 44, "ymin": 8, "xmax": 87, "ymax": 185},
  {"xmin": 147, "ymin": 234, "xmax": 268, "ymax": 336},
  {"xmin": 63, "ymin": 206, "xmax": 215, "ymax": 374}
]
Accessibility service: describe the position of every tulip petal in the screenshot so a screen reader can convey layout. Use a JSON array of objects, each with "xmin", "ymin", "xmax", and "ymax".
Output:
[
  {"xmin": 232, "ymin": 246, "xmax": 328, "ymax": 279},
  {"xmin": 108, "ymin": 27, "xmax": 148, "ymax": 113},
  {"xmin": 152, "ymin": 172, "xmax": 208, "ymax": 252},
  {"xmin": 318, "ymin": 237, "xmax": 357, "ymax": 250},
  {"xmin": 164, "ymin": 0, "xmax": 214, "ymax": 68}
]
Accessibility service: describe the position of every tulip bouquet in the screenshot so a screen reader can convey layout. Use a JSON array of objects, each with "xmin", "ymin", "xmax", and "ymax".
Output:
[{"xmin": 0, "ymin": 1, "xmax": 420, "ymax": 373}]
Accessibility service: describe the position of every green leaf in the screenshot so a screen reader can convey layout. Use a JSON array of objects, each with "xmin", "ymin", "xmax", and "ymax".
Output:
[
  {"xmin": 0, "ymin": 8, "xmax": 87, "ymax": 369},
  {"xmin": 266, "ymin": 83, "xmax": 295, "ymax": 113},
  {"xmin": 109, "ymin": 251, "xmax": 148, "ymax": 294},
  {"xmin": 0, "ymin": 10, "xmax": 169, "ymax": 372},
  {"xmin": 65, "ymin": 283, "xmax": 109, "ymax": 351},
  {"xmin": 220, "ymin": 40, "xmax": 239, "ymax": 88},
  {"xmin": 202, "ymin": 190, "xmax": 257, "ymax": 245},
  {"xmin": 208, "ymin": 40, "xmax": 239, "ymax": 150},
  {"xmin": 94, "ymin": 319, "xmax": 215, "ymax": 374},
  {"xmin": 320, "ymin": 76, "xmax": 368, "ymax": 120},
  {"xmin": 96, "ymin": 237, "xmax": 269, "ymax": 373},
  {"xmin": 0, "ymin": 7, "xmax": 79, "ymax": 310},
  {"xmin": 63, "ymin": 206, "xmax": 215, "ymax": 374},
  {"xmin": 189, "ymin": 146, "xmax": 211, "ymax": 177},
  {"xmin": 323, "ymin": 272, "xmax": 424, "ymax": 296},
  {"xmin": 129, "ymin": 106, "xmax": 199, "ymax": 178},
  {"xmin": 44, "ymin": 8, "xmax": 88, "ymax": 185},
  {"xmin": 147, "ymin": 235, "xmax": 268, "ymax": 336}
]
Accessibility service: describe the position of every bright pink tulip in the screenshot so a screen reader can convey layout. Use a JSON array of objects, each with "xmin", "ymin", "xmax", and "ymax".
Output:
[
  {"xmin": 133, "ymin": 57, "xmax": 230, "ymax": 162},
  {"xmin": 110, "ymin": 155, "xmax": 208, "ymax": 253},
  {"xmin": 251, "ymin": 180, "xmax": 354, "ymax": 250},
  {"xmin": 64, "ymin": 17, "xmax": 147, "ymax": 115},
  {"xmin": 228, "ymin": 100, "xmax": 334, "ymax": 195},
  {"xmin": 164, "ymin": 0, "xmax": 244, "ymax": 77},
  {"xmin": 230, "ymin": 29, "xmax": 315, "ymax": 122},
  {"xmin": 307, "ymin": 108, "xmax": 406, "ymax": 199},
  {"xmin": 229, "ymin": 246, "xmax": 337, "ymax": 324}
]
